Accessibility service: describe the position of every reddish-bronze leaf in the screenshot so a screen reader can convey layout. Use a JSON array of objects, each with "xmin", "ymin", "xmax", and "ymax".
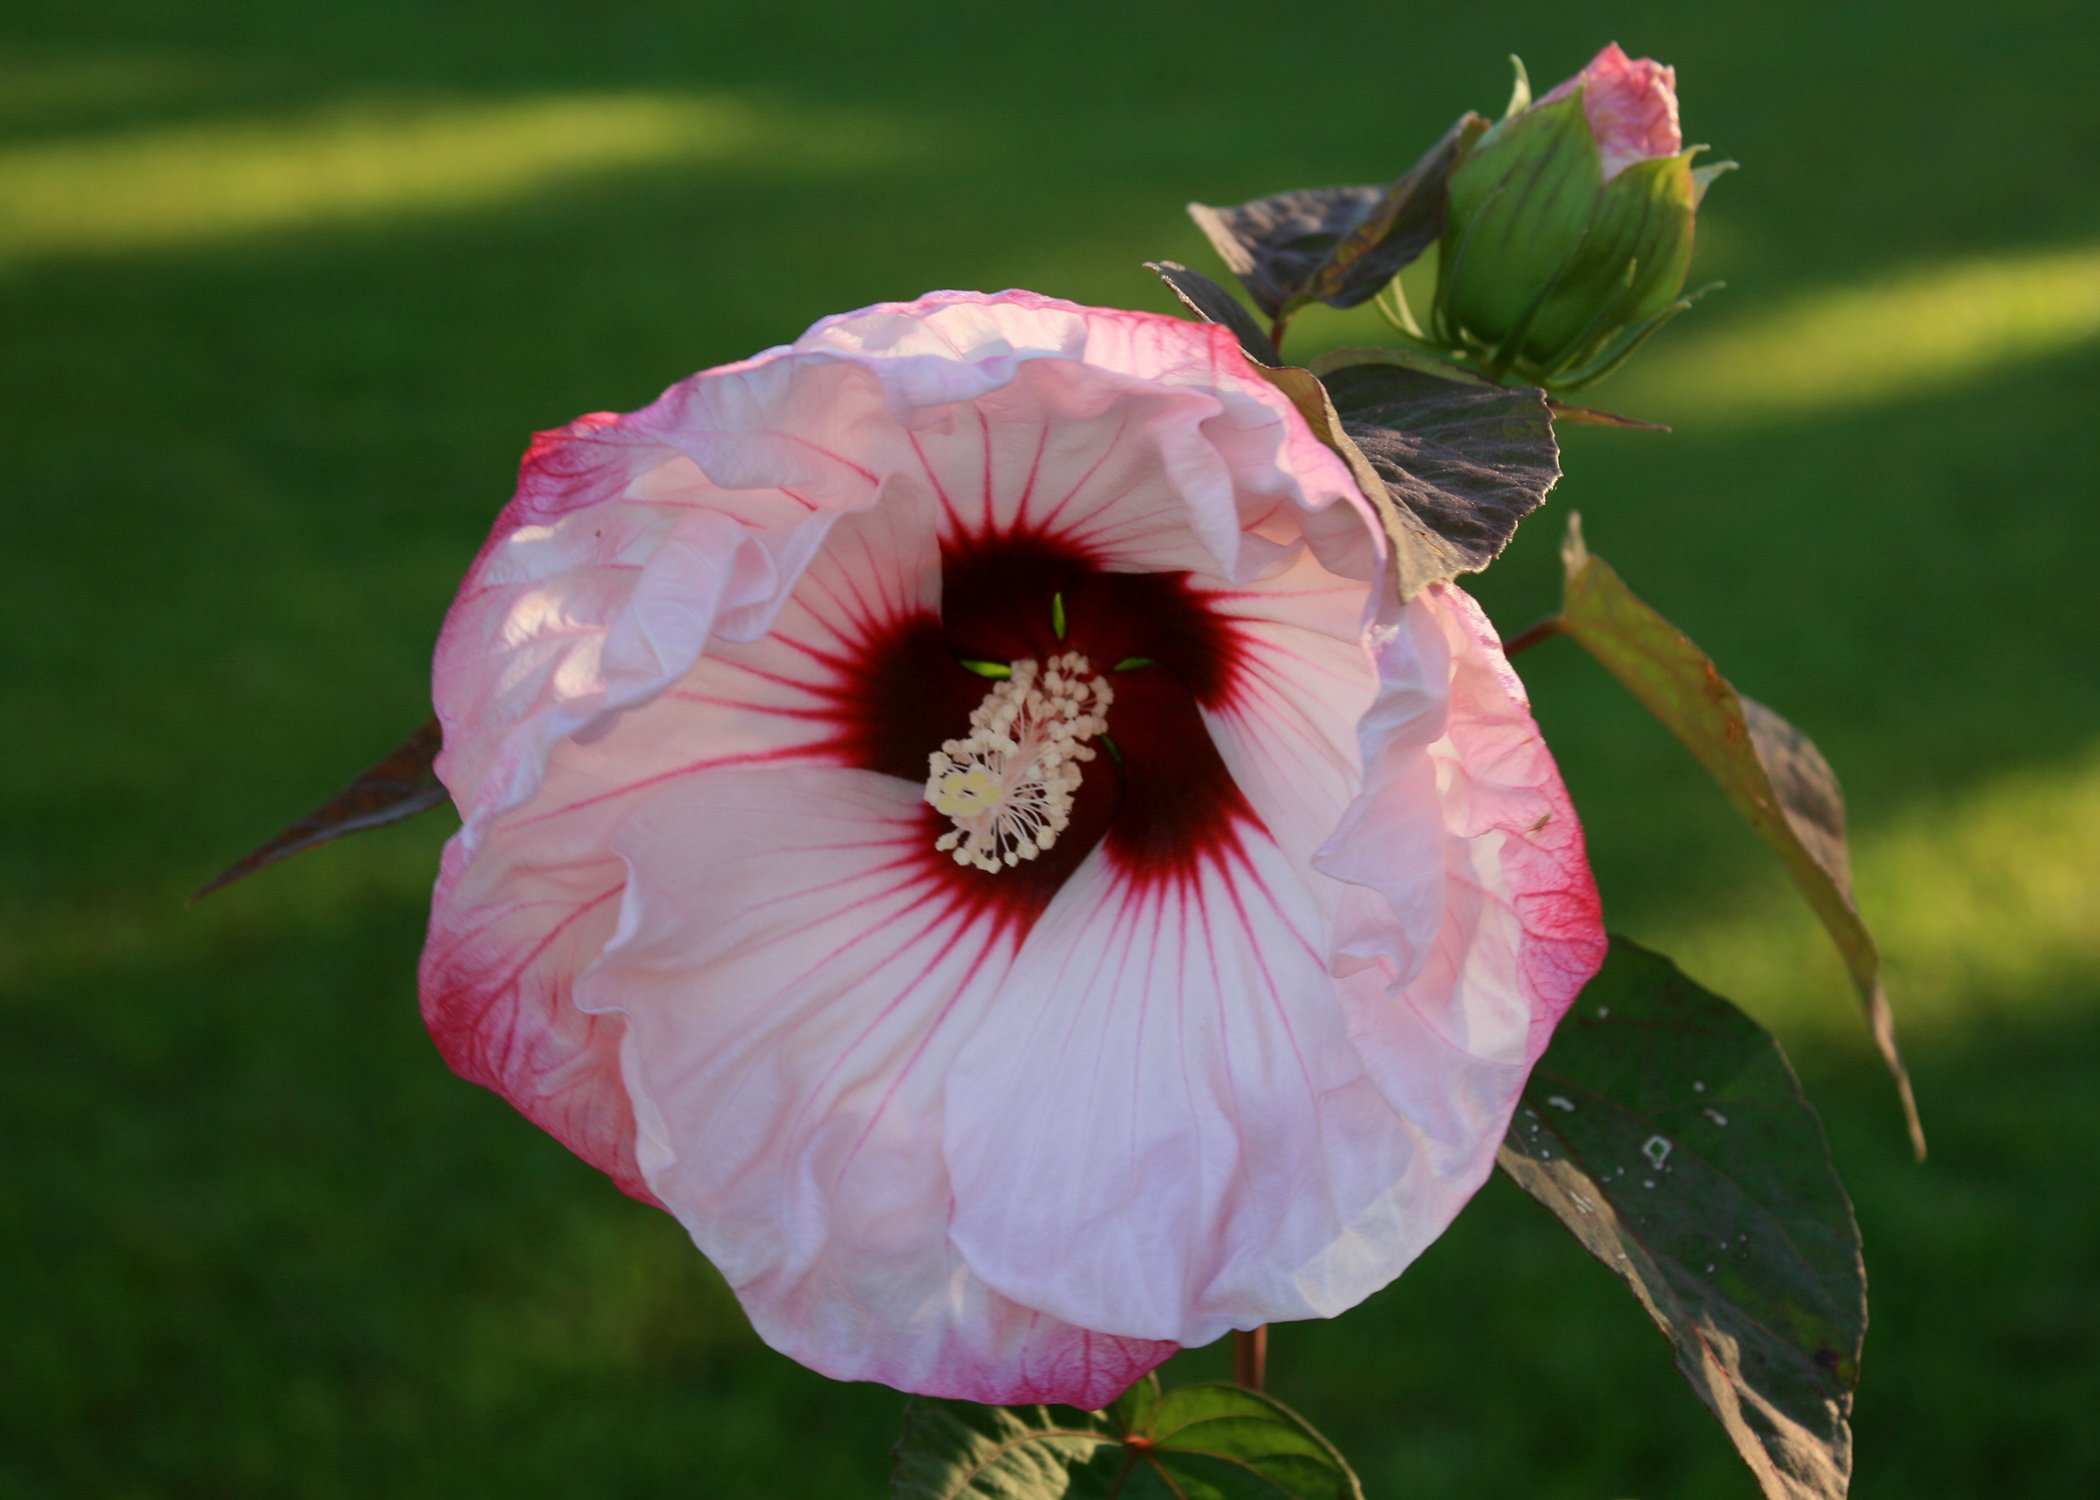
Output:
[
  {"xmin": 1187, "ymin": 111, "xmax": 1486, "ymax": 320},
  {"xmin": 1546, "ymin": 398, "xmax": 1672, "ymax": 432},
  {"xmin": 1554, "ymin": 516, "xmax": 1924, "ymax": 1157},
  {"xmin": 193, "ymin": 718, "xmax": 448, "ymax": 899},
  {"xmin": 1145, "ymin": 260, "xmax": 1281, "ymax": 366}
]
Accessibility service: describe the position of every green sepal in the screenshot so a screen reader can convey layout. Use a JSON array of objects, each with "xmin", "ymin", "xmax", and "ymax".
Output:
[
  {"xmin": 1548, "ymin": 279, "xmax": 1721, "ymax": 391},
  {"xmin": 1434, "ymin": 90, "xmax": 1603, "ymax": 357},
  {"xmin": 1502, "ymin": 53, "xmax": 1533, "ymax": 119},
  {"xmin": 1435, "ymin": 87, "xmax": 1727, "ymax": 387},
  {"xmin": 1691, "ymin": 153, "xmax": 1738, "ymax": 206},
  {"xmin": 1520, "ymin": 147, "xmax": 1699, "ymax": 376}
]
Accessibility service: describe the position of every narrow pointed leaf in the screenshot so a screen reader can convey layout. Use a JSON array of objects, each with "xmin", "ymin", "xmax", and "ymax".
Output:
[
  {"xmin": 1692, "ymin": 157, "xmax": 1740, "ymax": 207},
  {"xmin": 1545, "ymin": 398, "xmax": 1671, "ymax": 432},
  {"xmin": 1499, "ymin": 937, "xmax": 1864, "ymax": 1500},
  {"xmin": 1323, "ymin": 359, "xmax": 1561, "ymax": 588},
  {"xmin": 1146, "ymin": 260, "xmax": 1282, "ymax": 366},
  {"xmin": 1548, "ymin": 280, "xmax": 1722, "ymax": 394},
  {"xmin": 193, "ymin": 717, "xmax": 448, "ymax": 898},
  {"xmin": 1188, "ymin": 112, "xmax": 1485, "ymax": 318},
  {"xmin": 1555, "ymin": 515, "xmax": 1923, "ymax": 1157},
  {"xmin": 1306, "ymin": 343, "xmax": 1494, "ymax": 385},
  {"xmin": 1303, "ymin": 112, "xmax": 1488, "ymax": 308},
  {"xmin": 891, "ymin": 1377, "xmax": 1361, "ymax": 1500}
]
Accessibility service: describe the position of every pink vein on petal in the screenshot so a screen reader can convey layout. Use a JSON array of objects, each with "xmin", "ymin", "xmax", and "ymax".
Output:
[
  {"xmin": 908, "ymin": 432, "xmax": 962, "ymax": 530},
  {"xmin": 778, "ymin": 430, "xmax": 879, "ymax": 486},
  {"xmin": 1034, "ymin": 411, "xmax": 1132, "ymax": 531},
  {"xmin": 1013, "ymin": 425, "xmax": 1051, "ymax": 525},
  {"xmin": 841, "ymin": 926, "xmax": 1009, "ymax": 1175},
  {"xmin": 510, "ymin": 746, "xmax": 828, "ymax": 829}
]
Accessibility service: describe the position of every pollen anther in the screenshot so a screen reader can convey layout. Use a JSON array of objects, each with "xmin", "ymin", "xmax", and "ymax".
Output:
[{"xmin": 925, "ymin": 652, "xmax": 1113, "ymax": 873}]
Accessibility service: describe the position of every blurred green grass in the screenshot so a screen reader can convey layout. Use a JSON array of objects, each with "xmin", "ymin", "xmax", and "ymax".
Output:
[{"xmin": 4, "ymin": 2, "xmax": 2097, "ymax": 1495}]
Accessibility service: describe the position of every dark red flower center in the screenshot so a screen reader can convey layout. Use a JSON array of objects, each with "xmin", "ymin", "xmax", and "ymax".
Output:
[{"xmin": 823, "ymin": 532, "xmax": 1257, "ymax": 929}]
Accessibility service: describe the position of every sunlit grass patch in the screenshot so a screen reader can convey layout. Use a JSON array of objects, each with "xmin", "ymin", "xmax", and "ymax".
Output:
[
  {"xmin": 1652, "ymin": 742, "xmax": 2100, "ymax": 1041},
  {"xmin": 1616, "ymin": 241, "xmax": 2100, "ymax": 419},
  {"xmin": 0, "ymin": 92, "xmax": 919, "ymax": 266}
]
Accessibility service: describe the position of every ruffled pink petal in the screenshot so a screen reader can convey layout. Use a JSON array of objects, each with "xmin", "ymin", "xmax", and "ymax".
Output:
[
  {"xmin": 422, "ymin": 487, "xmax": 946, "ymax": 1196},
  {"xmin": 1197, "ymin": 540, "xmax": 1382, "ymax": 890},
  {"xmin": 420, "ymin": 821, "xmax": 648, "ymax": 1200},
  {"xmin": 433, "ymin": 405, "xmax": 882, "ymax": 849},
  {"xmin": 1412, "ymin": 587, "xmax": 1606, "ymax": 1060},
  {"xmin": 576, "ymin": 765, "xmax": 1171, "ymax": 1403},
  {"xmin": 1544, "ymin": 42, "xmax": 1682, "ymax": 181},
  {"xmin": 1320, "ymin": 584, "xmax": 1605, "ymax": 1164},
  {"xmin": 800, "ymin": 292, "xmax": 1378, "ymax": 583},
  {"xmin": 944, "ymin": 825, "xmax": 1385, "ymax": 1342}
]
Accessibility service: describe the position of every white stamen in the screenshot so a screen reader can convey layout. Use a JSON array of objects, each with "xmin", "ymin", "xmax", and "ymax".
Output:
[{"xmin": 925, "ymin": 651, "xmax": 1113, "ymax": 873}]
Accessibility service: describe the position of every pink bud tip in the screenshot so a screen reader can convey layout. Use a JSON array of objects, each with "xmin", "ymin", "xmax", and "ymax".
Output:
[{"xmin": 1545, "ymin": 41, "xmax": 1682, "ymax": 181}]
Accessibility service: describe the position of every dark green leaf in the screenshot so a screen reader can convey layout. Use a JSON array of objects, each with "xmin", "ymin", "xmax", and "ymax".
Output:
[
  {"xmin": 1322, "ymin": 359, "xmax": 1560, "ymax": 592},
  {"xmin": 192, "ymin": 717, "xmax": 448, "ymax": 899},
  {"xmin": 1188, "ymin": 112, "xmax": 1485, "ymax": 319},
  {"xmin": 1500, "ymin": 937, "xmax": 1865, "ymax": 1500},
  {"xmin": 891, "ymin": 1377, "xmax": 1362, "ymax": 1500},
  {"xmin": 1553, "ymin": 516, "xmax": 1924, "ymax": 1156},
  {"xmin": 1146, "ymin": 260, "xmax": 1281, "ymax": 366}
]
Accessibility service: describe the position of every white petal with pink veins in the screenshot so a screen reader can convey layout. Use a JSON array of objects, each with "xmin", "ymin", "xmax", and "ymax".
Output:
[
  {"xmin": 576, "ymin": 766, "xmax": 1171, "ymax": 1401},
  {"xmin": 437, "ymin": 484, "xmax": 861, "ymax": 846},
  {"xmin": 423, "ymin": 486, "xmax": 945, "ymax": 1194},
  {"xmin": 943, "ymin": 831, "xmax": 1429, "ymax": 1345},
  {"xmin": 1198, "ymin": 541, "xmax": 1383, "ymax": 884}
]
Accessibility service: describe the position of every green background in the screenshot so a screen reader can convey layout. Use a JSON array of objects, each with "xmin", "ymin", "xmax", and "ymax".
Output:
[{"xmin": 6, "ymin": 1, "xmax": 2096, "ymax": 1495}]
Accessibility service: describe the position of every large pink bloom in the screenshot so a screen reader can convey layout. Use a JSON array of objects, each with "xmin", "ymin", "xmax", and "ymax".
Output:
[{"xmin": 421, "ymin": 290, "xmax": 1605, "ymax": 1407}]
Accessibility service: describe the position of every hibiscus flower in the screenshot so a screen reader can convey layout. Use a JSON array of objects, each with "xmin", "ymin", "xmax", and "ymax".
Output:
[{"xmin": 420, "ymin": 289, "xmax": 1605, "ymax": 1407}]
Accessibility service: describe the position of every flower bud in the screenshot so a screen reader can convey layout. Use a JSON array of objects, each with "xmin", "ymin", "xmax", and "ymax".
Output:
[{"xmin": 1432, "ymin": 44, "xmax": 1727, "ymax": 389}]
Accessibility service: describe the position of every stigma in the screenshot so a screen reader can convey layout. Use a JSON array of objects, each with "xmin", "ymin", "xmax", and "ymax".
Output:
[{"xmin": 925, "ymin": 652, "xmax": 1114, "ymax": 872}]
